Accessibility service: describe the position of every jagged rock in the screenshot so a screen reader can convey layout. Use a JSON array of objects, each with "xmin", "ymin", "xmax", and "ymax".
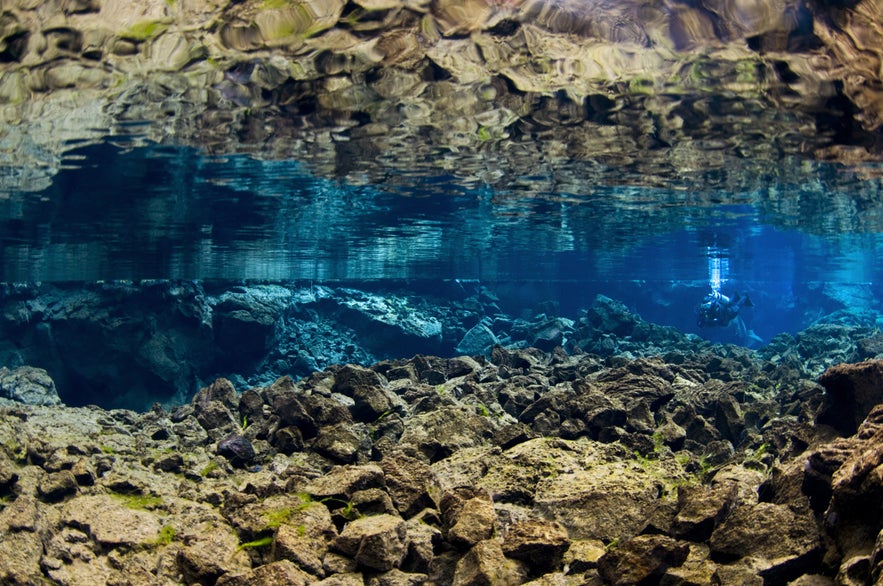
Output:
[
  {"xmin": 817, "ymin": 359, "xmax": 883, "ymax": 435},
  {"xmin": 501, "ymin": 519, "xmax": 570, "ymax": 572},
  {"xmin": 333, "ymin": 514, "xmax": 409, "ymax": 571},
  {"xmin": 398, "ymin": 403, "xmax": 498, "ymax": 462},
  {"xmin": 709, "ymin": 502, "xmax": 821, "ymax": 582},
  {"xmin": 457, "ymin": 322, "xmax": 499, "ymax": 356},
  {"xmin": 218, "ymin": 434, "xmax": 256, "ymax": 467},
  {"xmin": 275, "ymin": 520, "xmax": 329, "ymax": 577},
  {"xmin": 37, "ymin": 469, "xmax": 78, "ymax": 502},
  {"xmin": 0, "ymin": 529, "xmax": 43, "ymax": 584},
  {"xmin": 821, "ymin": 403, "xmax": 883, "ymax": 562},
  {"xmin": 178, "ymin": 519, "xmax": 251, "ymax": 584},
  {"xmin": 452, "ymin": 539, "xmax": 529, "ymax": 586},
  {"xmin": 670, "ymin": 482, "xmax": 738, "ymax": 542},
  {"xmin": 597, "ymin": 534, "xmax": 690, "ymax": 585},
  {"xmin": 351, "ymin": 383, "xmax": 407, "ymax": 423},
  {"xmin": 216, "ymin": 559, "xmax": 314, "ymax": 586},
  {"xmin": 0, "ymin": 366, "xmax": 61, "ymax": 405},
  {"xmin": 306, "ymin": 464, "xmax": 386, "ymax": 501},
  {"xmin": 446, "ymin": 494, "xmax": 497, "ymax": 548},
  {"xmin": 312, "ymin": 422, "xmax": 373, "ymax": 463},
  {"xmin": 0, "ymin": 494, "xmax": 38, "ymax": 532},
  {"xmin": 402, "ymin": 517, "xmax": 440, "ymax": 574},
  {"xmin": 272, "ymin": 389, "xmax": 319, "ymax": 438},
  {"xmin": 381, "ymin": 452, "xmax": 436, "ymax": 518},
  {"xmin": 367, "ymin": 568, "xmax": 430, "ymax": 586},
  {"xmin": 60, "ymin": 494, "xmax": 162, "ymax": 547}
]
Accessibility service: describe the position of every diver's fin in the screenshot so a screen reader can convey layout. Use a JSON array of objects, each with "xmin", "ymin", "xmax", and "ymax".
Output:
[{"xmin": 746, "ymin": 329, "xmax": 764, "ymax": 345}]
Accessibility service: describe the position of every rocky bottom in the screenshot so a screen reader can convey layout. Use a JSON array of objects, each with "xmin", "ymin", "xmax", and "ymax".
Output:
[{"xmin": 2, "ymin": 342, "xmax": 883, "ymax": 585}]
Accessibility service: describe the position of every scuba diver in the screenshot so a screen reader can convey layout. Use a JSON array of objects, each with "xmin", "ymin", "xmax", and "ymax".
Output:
[
  {"xmin": 695, "ymin": 243, "xmax": 762, "ymax": 345},
  {"xmin": 697, "ymin": 290, "xmax": 753, "ymax": 328}
]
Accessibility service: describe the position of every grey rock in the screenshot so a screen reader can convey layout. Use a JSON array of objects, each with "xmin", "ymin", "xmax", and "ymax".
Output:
[
  {"xmin": 217, "ymin": 434, "xmax": 255, "ymax": 466},
  {"xmin": 456, "ymin": 322, "xmax": 499, "ymax": 356},
  {"xmin": 0, "ymin": 366, "xmax": 61, "ymax": 405}
]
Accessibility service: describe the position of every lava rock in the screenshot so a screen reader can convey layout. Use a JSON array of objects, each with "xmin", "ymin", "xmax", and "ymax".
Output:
[{"xmin": 217, "ymin": 434, "xmax": 255, "ymax": 467}]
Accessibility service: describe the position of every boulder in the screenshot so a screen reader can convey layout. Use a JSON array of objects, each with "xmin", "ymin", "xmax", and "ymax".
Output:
[
  {"xmin": 709, "ymin": 502, "xmax": 821, "ymax": 582},
  {"xmin": 60, "ymin": 495, "xmax": 162, "ymax": 547},
  {"xmin": 380, "ymin": 452, "xmax": 437, "ymax": 518},
  {"xmin": 501, "ymin": 519, "xmax": 570, "ymax": 573},
  {"xmin": 597, "ymin": 534, "xmax": 690, "ymax": 585},
  {"xmin": 817, "ymin": 360, "xmax": 883, "ymax": 435},
  {"xmin": 216, "ymin": 560, "xmax": 313, "ymax": 586},
  {"xmin": 452, "ymin": 539, "xmax": 528, "ymax": 586},
  {"xmin": 822, "ymin": 404, "xmax": 883, "ymax": 561},
  {"xmin": 457, "ymin": 322, "xmax": 499, "ymax": 356},
  {"xmin": 445, "ymin": 495, "xmax": 497, "ymax": 548},
  {"xmin": 333, "ymin": 514, "xmax": 409, "ymax": 571},
  {"xmin": 670, "ymin": 483, "xmax": 738, "ymax": 542},
  {"xmin": 0, "ymin": 366, "xmax": 61, "ymax": 405}
]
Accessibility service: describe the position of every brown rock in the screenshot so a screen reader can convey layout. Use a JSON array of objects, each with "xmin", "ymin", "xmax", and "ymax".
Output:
[
  {"xmin": 501, "ymin": 519, "xmax": 570, "ymax": 572},
  {"xmin": 61, "ymin": 495, "xmax": 161, "ymax": 547},
  {"xmin": 333, "ymin": 514, "xmax": 409, "ymax": 571},
  {"xmin": 452, "ymin": 539, "xmax": 528, "ymax": 586},
  {"xmin": 381, "ymin": 452, "xmax": 437, "ymax": 518},
  {"xmin": 216, "ymin": 559, "xmax": 313, "ymax": 586},
  {"xmin": 37, "ymin": 469, "xmax": 78, "ymax": 502},
  {"xmin": 709, "ymin": 502, "xmax": 820, "ymax": 582},
  {"xmin": 447, "ymin": 496, "xmax": 497, "ymax": 548},
  {"xmin": 305, "ymin": 464, "xmax": 385, "ymax": 501},
  {"xmin": 822, "ymin": 404, "xmax": 883, "ymax": 560},
  {"xmin": 0, "ymin": 529, "xmax": 43, "ymax": 584},
  {"xmin": 178, "ymin": 520, "xmax": 251, "ymax": 584},
  {"xmin": 312, "ymin": 422, "xmax": 372, "ymax": 463},
  {"xmin": 598, "ymin": 534, "xmax": 690, "ymax": 586},
  {"xmin": 817, "ymin": 359, "xmax": 883, "ymax": 435},
  {"xmin": 333, "ymin": 364, "xmax": 389, "ymax": 396},
  {"xmin": 670, "ymin": 482, "xmax": 737, "ymax": 542}
]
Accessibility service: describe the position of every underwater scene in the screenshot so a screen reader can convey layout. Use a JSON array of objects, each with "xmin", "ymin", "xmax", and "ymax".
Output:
[
  {"xmin": 5, "ymin": 0, "xmax": 883, "ymax": 584},
  {"xmin": 1, "ymin": 138, "xmax": 882, "ymax": 410}
]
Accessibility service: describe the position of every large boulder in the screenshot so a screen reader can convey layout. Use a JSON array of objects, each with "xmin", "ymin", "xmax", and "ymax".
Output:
[
  {"xmin": 0, "ymin": 366, "xmax": 61, "ymax": 405},
  {"xmin": 817, "ymin": 359, "xmax": 883, "ymax": 435}
]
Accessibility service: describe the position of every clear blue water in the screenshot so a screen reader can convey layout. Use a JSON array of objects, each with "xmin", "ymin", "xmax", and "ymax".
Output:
[{"xmin": 2, "ymin": 138, "xmax": 883, "ymax": 350}]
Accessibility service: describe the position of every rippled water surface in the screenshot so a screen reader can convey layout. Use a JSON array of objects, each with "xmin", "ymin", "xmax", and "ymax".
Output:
[{"xmin": 2, "ymin": 134, "xmax": 883, "ymax": 345}]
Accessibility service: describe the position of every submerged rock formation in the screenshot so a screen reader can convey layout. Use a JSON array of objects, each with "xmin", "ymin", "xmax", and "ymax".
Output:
[
  {"xmin": 0, "ymin": 280, "xmax": 877, "ymax": 410},
  {"xmin": 1, "ymin": 342, "xmax": 881, "ymax": 584}
]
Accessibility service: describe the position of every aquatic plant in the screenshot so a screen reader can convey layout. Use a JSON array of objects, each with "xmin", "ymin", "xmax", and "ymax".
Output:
[
  {"xmin": 200, "ymin": 460, "xmax": 219, "ymax": 477},
  {"xmin": 263, "ymin": 507, "xmax": 294, "ymax": 529},
  {"xmin": 236, "ymin": 536, "xmax": 274, "ymax": 551},
  {"xmin": 120, "ymin": 20, "xmax": 170, "ymax": 42},
  {"xmin": 111, "ymin": 492, "xmax": 164, "ymax": 510},
  {"xmin": 153, "ymin": 525, "xmax": 176, "ymax": 546}
]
